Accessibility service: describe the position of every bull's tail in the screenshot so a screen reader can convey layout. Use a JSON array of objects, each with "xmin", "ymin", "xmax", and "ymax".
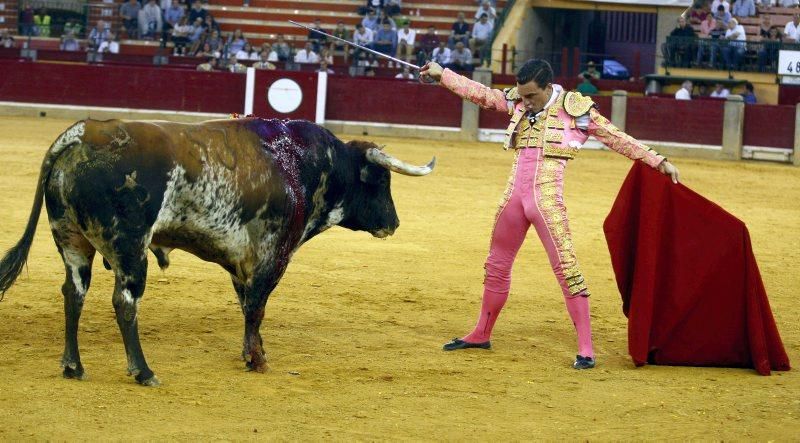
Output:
[{"xmin": 0, "ymin": 121, "xmax": 85, "ymax": 300}]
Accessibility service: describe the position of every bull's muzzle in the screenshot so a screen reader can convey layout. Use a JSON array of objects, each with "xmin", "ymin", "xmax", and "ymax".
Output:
[{"xmin": 366, "ymin": 148, "xmax": 436, "ymax": 176}]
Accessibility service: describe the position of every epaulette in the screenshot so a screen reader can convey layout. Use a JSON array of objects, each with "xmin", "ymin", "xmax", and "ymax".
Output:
[
  {"xmin": 563, "ymin": 91, "xmax": 596, "ymax": 117},
  {"xmin": 503, "ymin": 87, "xmax": 520, "ymax": 101}
]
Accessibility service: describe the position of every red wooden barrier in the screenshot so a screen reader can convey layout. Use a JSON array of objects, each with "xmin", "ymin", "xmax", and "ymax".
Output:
[
  {"xmin": 626, "ymin": 96, "xmax": 724, "ymax": 146},
  {"xmin": 742, "ymin": 104, "xmax": 795, "ymax": 149}
]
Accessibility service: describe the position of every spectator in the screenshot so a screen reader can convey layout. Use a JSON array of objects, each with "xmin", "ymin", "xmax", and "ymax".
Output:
[
  {"xmin": 417, "ymin": 26, "xmax": 439, "ymax": 65},
  {"xmin": 758, "ymin": 26, "xmax": 782, "ymax": 71},
  {"xmin": 471, "ymin": 13, "xmax": 493, "ymax": 66},
  {"xmin": 308, "ymin": 19, "xmax": 326, "ymax": 53},
  {"xmin": 196, "ymin": 56, "xmax": 217, "ymax": 71},
  {"xmin": 186, "ymin": 17, "xmax": 205, "ymax": 53},
  {"xmin": 226, "ymin": 53, "xmax": 247, "ymax": 73},
  {"xmin": 446, "ymin": 41, "xmax": 473, "ymax": 72},
  {"xmin": 742, "ymin": 82, "xmax": 757, "ymax": 104},
  {"xmin": 195, "ymin": 41, "xmax": 220, "ymax": 58},
  {"xmin": 669, "ymin": 16, "xmax": 696, "ymax": 67},
  {"xmin": 87, "ymin": 20, "xmax": 111, "ymax": 51},
  {"xmin": 319, "ymin": 47, "xmax": 334, "ymax": 65},
  {"xmin": 675, "ymin": 80, "xmax": 693, "ymax": 100},
  {"xmin": 475, "ymin": 0, "xmax": 497, "ymax": 28},
  {"xmin": 317, "ymin": 60, "xmax": 335, "ymax": 74},
  {"xmin": 713, "ymin": 4, "xmax": 731, "ymax": 26},
  {"xmin": 449, "ymin": 12, "xmax": 470, "ymax": 48},
  {"xmin": 352, "ymin": 23, "xmax": 374, "ymax": 61},
  {"xmin": 699, "ymin": 12, "xmax": 717, "ymax": 37},
  {"xmin": 273, "ymin": 34, "xmax": 291, "ymax": 61},
  {"xmin": 138, "ymin": 0, "xmax": 163, "ymax": 39},
  {"xmin": 759, "ymin": 15, "xmax": 772, "ymax": 38},
  {"xmin": 60, "ymin": 30, "xmax": 80, "ymax": 51},
  {"xmin": 576, "ymin": 73, "xmax": 599, "ymax": 95},
  {"xmin": 365, "ymin": 0, "xmax": 383, "ymax": 13},
  {"xmin": 696, "ymin": 18, "xmax": 727, "ymax": 67},
  {"xmin": 64, "ymin": 20, "xmax": 82, "ymax": 38},
  {"xmin": 396, "ymin": 22, "xmax": 416, "ymax": 63},
  {"xmin": 365, "ymin": 66, "xmax": 376, "ymax": 77},
  {"xmin": 330, "ymin": 21, "xmax": 350, "ymax": 64},
  {"xmin": 395, "ymin": 66, "xmax": 415, "ymax": 79},
  {"xmin": 164, "ymin": 2, "xmax": 185, "ymax": 35},
  {"xmin": 721, "ymin": 18, "xmax": 746, "ymax": 70},
  {"xmin": 98, "ymin": 32, "xmax": 120, "ymax": 54},
  {"xmin": 362, "ymin": 9, "xmax": 379, "ymax": 32},
  {"xmin": 378, "ymin": 10, "xmax": 397, "ymax": 30},
  {"xmin": 259, "ymin": 43, "xmax": 279, "ymax": 62},
  {"xmin": 689, "ymin": 1, "xmax": 710, "ymax": 24},
  {"xmin": 710, "ymin": 82, "xmax": 730, "ymax": 97},
  {"xmin": 188, "ymin": 1, "xmax": 207, "ymax": 25},
  {"xmin": 784, "ymin": 13, "xmax": 800, "ymax": 43},
  {"xmin": 253, "ymin": 52, "xmax": 276, "ymax": 70},
  {"xmin": 711, "ymin": 0, "xmax": 730, "ymax": 13},
  {"xmin": 373, "ymin": 21, "xmax": 398, "ymax": 61},
  {"xmin": 226, "ymin": 29, "xmax": 247, "ymax": 54},
  {"xmin": 1, "ymin": 29, "xmax": 15, "ymax": 48},
  {"xmin": 171, "ymin": 16, "xmax": 193, "ymax": 55},
  {"xmin": 732, "ymin": 0, "xmax": 755, "ymax": 17},
  {"xmin": 385, "ymin": 0, "xmax": 402, "ymax": 16},
  {"xmin": 120, "ymin": 0, "xmax": 141, "ymax": 39},
  {"xmin": 206, "ymin": 29, "xmax": 222, "ymax": 51},
  {"xmin": 431, "ymin": 40, "xmax": 451, "ymax": 65},
  {"xmin": 294, "ymin": 42, "xmax": 319, "ymax": 63},
  {"xmin": 203, "ymin": 14, "xmax": 220, "ymax": 35},
  {"xmin": 19, "ymin": 3, "xmax": 35, "ymax": 37},
  {"xmin": 34, "ymin": 8, "xmax": 51, "ymax": 37},
  {"xmin": 578, "ymin": 60, "xmax": 601, "ymax": 79},
  {"xmin": 236, "ymin": 42, "xmax": 258, "ymax": 60}
]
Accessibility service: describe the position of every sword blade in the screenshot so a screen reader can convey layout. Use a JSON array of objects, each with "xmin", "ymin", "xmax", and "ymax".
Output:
[{"xmin": 288, "ymin": 20, "xmax": 421, "ymax": 71}]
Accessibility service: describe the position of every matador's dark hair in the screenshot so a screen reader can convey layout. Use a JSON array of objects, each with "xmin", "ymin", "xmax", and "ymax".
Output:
[{"xmin": 516, "ymin": 59, "xmax": 554, "ymax": 88}]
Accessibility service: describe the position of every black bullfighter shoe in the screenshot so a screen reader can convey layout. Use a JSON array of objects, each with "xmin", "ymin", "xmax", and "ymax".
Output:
[
  {"xmin": 573, "ymin": 355, "xmax": 596, "ymax": 369},
  {"xmin": 442, "ymin": 338, "xmax": 491, "ymax": 351}
]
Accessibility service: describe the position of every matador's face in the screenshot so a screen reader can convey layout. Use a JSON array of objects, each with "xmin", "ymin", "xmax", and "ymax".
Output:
[{"xmin": 517, "ymin": 81, "xmax": 553, "ymax": 115}]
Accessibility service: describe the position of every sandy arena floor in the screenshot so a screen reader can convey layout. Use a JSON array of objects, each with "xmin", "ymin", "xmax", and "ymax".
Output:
[{"xmin": 0, "ymin": 116, "xmax": 797, "ymax": 439}]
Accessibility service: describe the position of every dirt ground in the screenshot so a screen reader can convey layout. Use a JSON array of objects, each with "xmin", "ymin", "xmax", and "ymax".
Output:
[{"xmin": 0, "ymin": 116, "xmax": 797, "ymax": 440}]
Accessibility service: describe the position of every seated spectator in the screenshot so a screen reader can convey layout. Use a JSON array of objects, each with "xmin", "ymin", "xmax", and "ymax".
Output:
[
  {"xmin": 319, "ymin": 47, "xmax": 334, "ymax": 65},
  {"xmin": 759, "ymin": 15, "xmax": 772, "ymax": 38},
  {"xmin": 365, "ymin": 66, "xmax": 376, "ymax": 77},
  {"xmin": 732, "ymin": 0, "xmax": 755, "ymax": 17},
  {"xmin": 758, "ymin": 26, "xmax": 782, "ymax": 71},
  {"xmin": 98, "ymin": 32, "xmax": 120, "ymax": 53},
  {"xmin": 253, "ymin": 52, "xmax": 276, "ymax": 70},
  {"xmin": 203, "ymin": 14, "xmax": 220, "ymax": 36},
  {"xmin": 317, "ymin": 60, "xmax": 334, "ymax": 74},
  {"xmin": 578, "ymin": 60, "xmax": 601, "ymax": 79},
  {"xmin": 396, "ymin": 22, "xmax": 415, "ymax": 63},
  {"xmin": 395, "ymin": 66, "xmax": 415, "ymax": 79},
  {"xmin": 699, "ymin": 12, "xmax": 717, "ymax": 37},
  {"xmin": 195, "ymin": 41, "xmax": 220, "ymax": 58},
  {"xmin": 19, "ymin": 3, "xmax": 35, "ymax": 37},
  {"xmin": 431, "ymin": 40, "xmax": 451, "ymax": 65},
  {"xmin": 330, "ymin": 21, "xmax": 350, "ymax": 64},
  {"xmin": 236, "ymin": 42, "xmax": 258, "ymax": 60},
  {"xmin": 64, "ymin": 20, "xmax": 82, "ymax": 38},
  {"xmin": 696, "ymin": 19, "xmax": 727, "ymax": 67},
  {"xmin": 34, "ymin": 8, "xmax": 51, "ymax": 37},
  {"xmin": 1, "ymin": 29, "xmax": 15, "ymax": 48},
  {"xmin": 711, "ymin": 0, "xmax": 730, "ymax": 13},
  {"xmin": 576, "ymin": 74, "xmax": 598, "ymax": 95},
  {"xmin": 675, "ymin": 80, "xmax": 693, "ymax": 100},
  {"xmin": 259, "ymin": 42, "xmax": 279, "ymax": 62},
  {"xmin": 87, "ymin": 20, "xmax": 111, "ymax": 51},
  {"xmin": 119, "ymin": 0, "xmax": 141, "ymax": 39},
  {"xmin": 446, "ymin": 41, "xmax": 473, "ymax": 72},
  {"xmin": 188, "ymin": 1, "xmax": 208, "ymax": 25},
  {"xmin": 226, "ymin": 53, "xmax": 247, "ymax": 73},
  {"xmin": 374, "ymin": 22, "xmax": 397, "ymax": 61},
  {"xmin": 378, "ymin": 10, "xmax": 397, "ymax": 30},
  {"xmin": 308, "ymin": 19, "xmax": 326, "ymax": 53},
  {"xmin": 785, "ymin": 13, "xmax": 800, "ymax": 43},
  {"xmin": 475, "ymin": 0, "xmax": 497, "ymax": 28},
  {"xmin": 294, "ymin": 42, "xmax": 319, "ymax": 64},
  {"xmin": 197, "ymin": 56, "xmax": 217, "ymax": 71},
  {"xmin": 171, "ymin": 16, "xmax": 194, "ymax": 55},
  {"xmin": 689, "ymin": 1, "xmax": 709, "ymax": 24},
  {"xmin": 417, "ymin": 26, "xmax": 439, "ymax": 65},
  {"xmin": 710, "ymin": 82, "xmax": 730, "ymax": 97},
  {"xmin": 385, "ymin": 0, "xmax": 402, "ymax": 16},
  {"xmin": 138, "ymin": 0, "xmax": 162, "ymax": 39},
  {"xmin": 164, "ymin": 2, "xmax": 184, "ymax": 37},
  {"xmin": 668, "ymin": 16, "xmax": 696, "ymax": 67},
  {"xmin": 449, "ymin": 12, "xmax": 470, "ymax": 48},
  {"xmin": 742, "ymin": 82, "xmax": 757, "ymax": 104},
  {"xmin": 471, "ymin": 13, "xmax": 493, "ymax": 66},
  {"xmin": 226, "ymin": 29, "xmax": 247, "ymax": 54},
  {"xmin": 352, "ymin": 23, "xmax": 373, "ymax": 61},
  {"xmin": 713, "ymin": 4, "xmax": 731, "ymax": 26},
  {"xmin": 60, "ymin": 30, "xmax": 80, "ymax": 51},
  {"xmin": 273, "ymin": 34, "xmax": 291, "ymax": 61},
  {"xmin": 721, "ymin": 18, "xmax": 746, "ymax": 70},
  {"xmin": 362, "ymin": 9, "xmax": 379, "ymax": 33}
]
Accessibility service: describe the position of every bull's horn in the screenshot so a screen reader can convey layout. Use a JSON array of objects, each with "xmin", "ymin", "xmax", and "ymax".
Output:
[{"xmin": 366, "ymin": 148, "xmax": 435, "ymax": 176}]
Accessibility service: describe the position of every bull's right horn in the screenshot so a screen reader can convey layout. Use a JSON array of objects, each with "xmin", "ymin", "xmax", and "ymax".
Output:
[{"xmin": 366, "ymin": 148, "xmax": 435, "ymax": 177}]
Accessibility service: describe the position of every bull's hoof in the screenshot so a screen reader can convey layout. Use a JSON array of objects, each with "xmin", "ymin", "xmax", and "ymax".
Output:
[
  {"xmin": 135, "ymin": 368, "xmax": 160, "ymax": 386},
  {"xmin": 246, "ymin": 360, "xmax": 269, "ymax": 373},
  {"xmin": 62, "ymin": 366, "xmax": 86, "ymax": 380}
]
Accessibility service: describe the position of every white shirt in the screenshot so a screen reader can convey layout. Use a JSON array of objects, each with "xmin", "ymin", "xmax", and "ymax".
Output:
[
  {"xmin": 98, "ymin": 40, "xmax": 119, "ymax": 53},
  {"xmin": 472, "ymin": 21, "xmax": 493, "ymax": 40},
  {"xmin": 266, "ymin": 50, "xmax": 278, "ymax": 62},
  {"xmin": 353, "ymin": 28, "xmax": 373, "ymax": 46},
  {"xmin": 236, "ymin": 50, "xmax": 258, "ymax": 60},
  {"xmin": 710, "ymin": 88, "xmax": 730, "ymax": 98},
  {"xmin": 785, "ymin": 21, "xmax": 800, "ymax": 42},
  {"xmin": 294, "ymin": 49, "xmax": 320, "ymax": 64},
  {"xmin": 711, "ymin": 0, "xmax": 730, "ymax": 13},
  {"xmin": 675, "ymin": 88, "xmax": 691, "ymax": 100},
  {"xmin": 397, "ymin": 28, "xmax": 415, "ymax": 45},
  {"xmin": 432, "ymin": 47, "xmax": 451, "ymax": 64},
  {"xmin": 475, "ymin": 6, "xmax": 497, "ymax": 26},
  {"xmin": 725, "ymin": 25, "xmax": 747, "ymax": 45}
]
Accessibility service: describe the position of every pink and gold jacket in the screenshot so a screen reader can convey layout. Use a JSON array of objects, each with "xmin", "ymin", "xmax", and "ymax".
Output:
[{"xmin": 440, "ymin": 69, "xmax": 665, "ymax": 168}]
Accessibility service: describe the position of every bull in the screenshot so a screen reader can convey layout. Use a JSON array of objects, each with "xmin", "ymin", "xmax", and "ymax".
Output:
[{"xmin": 0, "ymin": 117, "xmax": 434, "ymax": 385}]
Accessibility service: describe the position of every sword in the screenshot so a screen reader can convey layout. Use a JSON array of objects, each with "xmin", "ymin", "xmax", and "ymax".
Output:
[{"xmin": 288, "ymin": 20, "xmax": 422, "ymax": 71}]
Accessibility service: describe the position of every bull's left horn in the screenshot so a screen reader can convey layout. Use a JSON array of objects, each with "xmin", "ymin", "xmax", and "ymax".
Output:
[{"xmin": 366, "ymin": 148, "xmax": 436, "ymax": 176}]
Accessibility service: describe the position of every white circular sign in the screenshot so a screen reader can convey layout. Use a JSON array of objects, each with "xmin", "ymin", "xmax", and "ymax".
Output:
[{"xmin": 267, "ymin": 78, "xmax": 303, "ymax": 114}]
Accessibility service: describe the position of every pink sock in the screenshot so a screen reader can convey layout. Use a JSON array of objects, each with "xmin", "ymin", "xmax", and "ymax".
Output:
[
  {"xmin": 462, "ymin": 287, "xmax": 508, "ymax": 343},
  {"xmin": 564, "ymin": 295, "xmax": 594, "ymax": 358}
]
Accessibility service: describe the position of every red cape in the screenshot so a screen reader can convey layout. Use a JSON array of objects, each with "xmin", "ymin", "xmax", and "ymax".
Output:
[{"xmin": 603, "ymin": 162, "xmax": 790, "ymax": 375}]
